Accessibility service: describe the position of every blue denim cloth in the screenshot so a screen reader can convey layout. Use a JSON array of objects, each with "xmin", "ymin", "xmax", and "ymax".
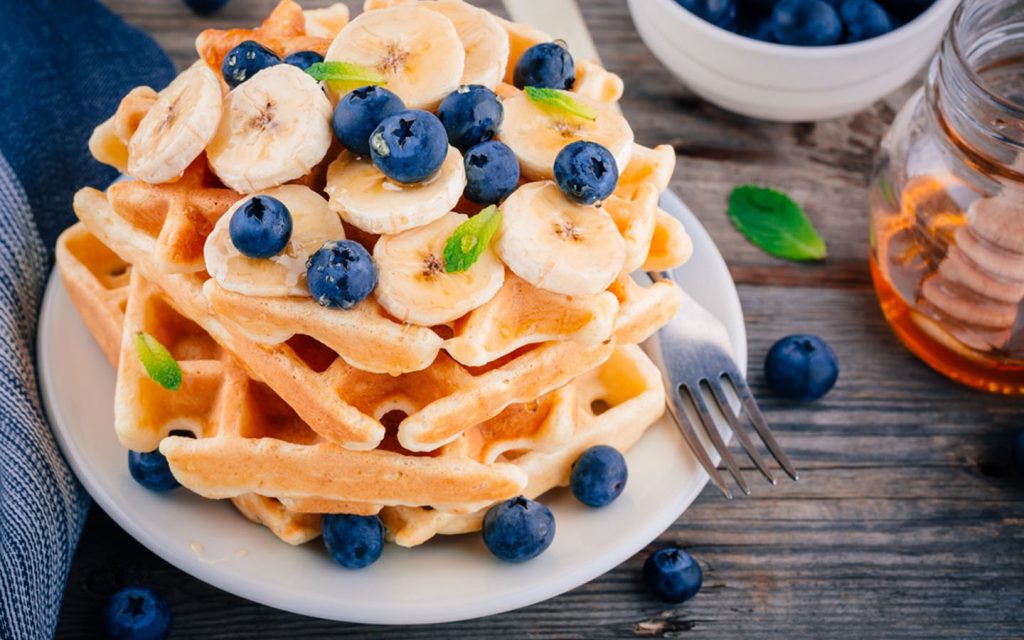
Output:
[{"xmin": 0, "ymin": 2, "xmax": 174, "ymax": 637}]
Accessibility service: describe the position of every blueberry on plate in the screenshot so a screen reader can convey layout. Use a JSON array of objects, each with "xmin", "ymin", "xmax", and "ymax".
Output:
[
  {"xmin": 322, "ymin": 514, "xmax": 385, "ymax": 569},
  {"xmin": 483, "ymin": 496, "xmax": 555, "ymax": 563},
  {"xmin": 221, "ymin": 40, "xmax": 282, "ymax": 89},
  {"xmin": 570, "ymin": 445, "xmax": 628, "ymax": 507},
  {"xmin": 436, "ymin": 85, "xmax": 504, "ymax": 151},
  {"xmin": 332, "ymin": 85, "xmax": 406, "ymax": 156},
  {"xmin": 771, "ymin": 0, "xmax": 843, "ymax": 46},
  {"xmin": 553, "ymin": 141, "xmax": 619, "ymax": 205},
  {"xmin": 674, "ymin": 0, "xmax": 738, "ymax": 30},
  {"xmin": 105, "ymin": 586, "xmax": 172, "ymax": 640},
  {"xmin": 764, "ymin": 333, "xmax": 839, "ymax": 401},
  {"xmin": 229, "ymin": 195, "xmax": 292, "ymax": 259},
  {"xmin": 183, "ymin": 0, "xmax": 229, "ymax": 15},
  {"xmin": 369, "ymin": 110, "xmax": 449, "ymax": 184},
  {"xmin": 643, "ymin": 547, "xmax": 703, "ymax": 604},
  {"xmin": 306, "ymin": 240, "xmax": 377, "ymax": 309},
  {"xmin": 513, "ymin": 42, "xmax": 575, "ymax": 91},
  {"xmin": 840, "ymin": 0, "xmax": 893, "ymax": 42},
  {"xmin": 463, "ymin": 140, "xmax": 520, "ymax": 205},
  {"xmin": 128, "ymin": 449, "xmax": 179, "ymax": 493},
  {"xmin": 283, "ymin": 50, "xmax": 324, "ymax": 71}
]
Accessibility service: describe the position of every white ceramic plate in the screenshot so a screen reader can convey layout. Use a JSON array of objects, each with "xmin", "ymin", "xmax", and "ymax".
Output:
[{"xmin": 38, "ymin": 190, "xmax": 745, "ymax": 624}]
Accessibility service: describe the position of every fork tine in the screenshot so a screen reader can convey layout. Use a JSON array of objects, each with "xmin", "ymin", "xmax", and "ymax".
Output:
[
  {"xmin": 664, "ymin": 394, "xmax": 733, "ymax": 500},
  {"xmin": 683, "ymin": 383, "xmax": 750, "ymax": 496},
  {"xmin": 706, "ymin": 379, "xmax": 777, "ymax": 485},
  {"xmin": 726, "ymin": 373, "xmax": 800, "ymax": 481}
]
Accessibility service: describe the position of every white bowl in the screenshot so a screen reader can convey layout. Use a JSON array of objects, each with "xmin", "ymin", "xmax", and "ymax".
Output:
[{"xmin": 627, "ymin": 0, "xmax": 959, "ymax": 122}]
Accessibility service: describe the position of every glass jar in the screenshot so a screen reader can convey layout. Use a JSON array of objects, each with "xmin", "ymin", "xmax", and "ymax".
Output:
[{"xmin": 870, "ymin": 0, "xmax": 1024, "ymax": 393}]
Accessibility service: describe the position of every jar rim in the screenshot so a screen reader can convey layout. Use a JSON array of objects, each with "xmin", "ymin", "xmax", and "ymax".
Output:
[{"xmin": 949, "ymin": 0, "xmax": 1024, "ymax": 118}]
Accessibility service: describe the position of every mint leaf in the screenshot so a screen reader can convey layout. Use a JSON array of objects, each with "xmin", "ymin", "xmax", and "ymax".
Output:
[
  {"xmin": 305, "ymin": 61, "xmax": 386, "ymax": 87},
  {"xmin": 727, "ymin": 185, "xmax": 827, "ymax": 261},
  {"xmin": 135, "ymin": 332, "xmax": 182, "ymax": 391},
  {"xmin": 524, "ymin": 86, "xmax": 597, "ymax": 121},
  {"xmin": 444, "ymin": 206, "xmax": 502, "ymax": 273}
]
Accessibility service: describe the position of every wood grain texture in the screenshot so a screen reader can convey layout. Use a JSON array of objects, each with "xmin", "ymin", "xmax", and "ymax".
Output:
[{"xmin": 58, "ymin": 1, "xmax": 1024, "ymax": 638}]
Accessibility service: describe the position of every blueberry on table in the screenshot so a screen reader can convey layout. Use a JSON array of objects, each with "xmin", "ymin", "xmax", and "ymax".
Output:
[
  {"xmin": 369, "ymin": 110, "xmax": 449, "ymax": 184},
  {"xmin": 332, "ymin": 85, "xmax": 406, "ymax": 156},
  {"xmin": 128, "ymin": 449, "xmax": 180, "ymax": 493},
  {"xmin": 771, "ymin": 0, "xmax": 843, "ymax": 46},
  {"xmin": 437, "ymin": 85, "xmax": 504, "ymax": 152},
  {"xmin": 513, "ymin": 42, "xmax": 575, "ymax": 91},
  {"xmin": 643, "ymin": 547, "xmax": 703, "ymax": 604},
  {"xmin": 322, "ymin": 514, "xmax": 385, "ymax": 569},
  {"xmin": 183, "ymin": 0, "xmax": 229, "ymax": 15},
  {"xmin": 463, "ymin": 140, "xmax": 520, "ymax": 205},
  {"xmin": 283, "ymin": 50, "xmax": 324, "ymax": 71},
  {"xmin": 840, "ymin": 0, "xmax": 894, "ymax": 42},
  {"xmin": 221, "ymin": 40, "xmax": 282, "ymax": 89},
  {"xmin": 570, "ymin": 445, "xmax": 628, "ymax": 507},
  {"xmin": 553, "ymin": 141, "xmax": 619, "ymax": 205},
  {"xmin": 105, "ymin": 586, "xmax": 171, "ymax": 640},
  {"xmin": 764, "ymin": 334, "xmax": 839, "ymax": 401},
  {"xmin": 483, "ymin": 496, "xmax": 556, "ymax": 562},
  {"xmin": 229, "ymin": 195, "xmax": 292, "ymax": 259},
  {"xmin": 306, "ymin": 240, "xmax": 377, "ymax": 309},
  {"xmin": 674, "ymin": 0, "xmax": 738, "ymax": 31}
]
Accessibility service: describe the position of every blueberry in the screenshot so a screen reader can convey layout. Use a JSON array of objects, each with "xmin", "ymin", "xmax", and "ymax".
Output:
[
  {"xmin": 463, "ymin": 141, "xmax": 520, "ymax": 205},
  {"xmin": 771, "ymin": 0, "xmax": 843, "ymax": 46},
  {"xmin": 570, "ymin": 445, "xmax": 628, "ymax": 507},
  {"xmin": 183, "ymin": 0, "xmax": 229, "ymax": 15},
  {"xmin": 283, "ymin": 50, "xmax": 324, "ymax": 71},
  {"xmin": 674, "ymin": 0, "xmax": 738, "ymax": 30},
  {"xmin": 881, "ymin": 0, "xmax": 932, "ymax": 22},
  {"xmin": 128, "ymin": 450, "xmax": 179, "ymax": 493},
  {"xmin": 743, "ymin": 18, "xmax": 777, "ymax": 42},
  {"xmin": 306, "ymin": 240, "xmax": 377, "ymax": 309},
  {"xmin": 840, "ymin": 0, "xmax": 893, "ymax": 42},
  {"xmin": 369, "ymin": 110, "xmax": 449, "ymax": 184},
  {"xmin": 513, "ymin": 42, "xmax": 575, "ymax": 91},
  {"xmin": 553, "ymin": 141, "xmax": 619, "ymax": 205},
  {"xmin": 643, "ymin": 547, "xmax": 703, "ymax": 604},
  {"xmin": 332, "ymin": 86, "xmax": 406, "ymax": 156},
  {"xmin": 105, "ymin": 586, "xmax": 171, "ymax": 640},
  {"xmin": 436, "ymin": 85, "xmax": 504, "ymax": 151},
  {"xmin": 482, "ymin": 496, "xmax": 555, "ymax": 563},
  {"xmin": 764, "ymin": 334, "xmax": 839, "ymax": 401},
  {"xmin": 322, "ymin": 514, "xmax": 385, "ymax": 569},
  {"xmin": 228, "ymin": 195, "xmax": 292, "ymax": 259},
  {"xmin": 221, "ymin": 40, "xmax": 282, "ymax": 89}
]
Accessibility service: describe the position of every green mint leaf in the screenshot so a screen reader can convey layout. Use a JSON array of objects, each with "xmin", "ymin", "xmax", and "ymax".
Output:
[
  {"xmin": 444, "ymin": 206, "xmax": 502, "ymax": 273},
  {"xmin": 135, "ymin": 332, "xmax": 182, "ymax": 391},
  {"xmin": 727, "ymin": 185, "xmax": 827, "ymax": 261},
  {"xmin": 524, "ymin": 86, "xmax": 597, "ymax": 121},
  {"xmin": 305, "ymin": 61, "xmax": 386, "ymax": 87}
]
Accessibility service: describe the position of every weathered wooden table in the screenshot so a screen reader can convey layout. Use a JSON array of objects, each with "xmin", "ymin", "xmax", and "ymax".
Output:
[{"xmin": 57, "ymin": 1, "xmax": 1024, "ymax": 637}]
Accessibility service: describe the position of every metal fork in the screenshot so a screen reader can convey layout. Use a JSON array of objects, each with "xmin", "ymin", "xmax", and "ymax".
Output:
[{"xmin": 645, "ymin": 271, "xmax": 798, "ymax": 498}]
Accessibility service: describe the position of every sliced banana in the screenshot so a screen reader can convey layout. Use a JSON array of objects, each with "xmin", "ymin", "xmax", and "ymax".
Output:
[
  {"xmin": 604, "ymin": 181, "xmax": 659, "ymax": 275},
  {"xmin": 499, "ymin": 89, "xmax": 634, "ymax": 181},
  {"xmin": 324, "ymin": 148, "xmax": 466, "ymax": 235},
  {"xmin": 204, "ymin": 184, "xmax": 345, "ymax": 297},
  {"xmin": 304, "ymin": 3, "xmax": 350, "ymax": 39},
  {"xmin": 374, "ymin": 212, "xmax": 505, "ymax": 326},
  {"xmin": 495, "ymin": 181, "xmax": 625, "ymax": 297},
  {"xmin": 126, "ymin": 63, "xmax": 222, "ymax": 184},
  {"xmin": 89, "ymin": 86, "xmax": 160, "ymax": 172},
  {"xmin": 324, "ymin": 6, "xmax": 465, "ymax": 110},
  {"xmin": 207, "ymin": 64, "xmax": 333, "ymax": 194},
  {"xmin": 420, "ymin": 0, "xmax": 509, "ymax": 89}
]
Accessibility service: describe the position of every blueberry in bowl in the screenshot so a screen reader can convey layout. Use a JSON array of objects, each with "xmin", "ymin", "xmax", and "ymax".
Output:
[
  {"xmin": 770, "ymin": 0, "xmax": 843, "ymax": 46},
  {"xmin": 674, "ymin": 0, "xmax": 737, "ymax": 30}
]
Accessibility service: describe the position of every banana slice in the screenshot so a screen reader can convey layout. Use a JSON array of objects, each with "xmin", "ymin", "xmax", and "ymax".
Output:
[
  {"xmin": 89, "ymin": 86, "xmax": 159, "ymax": 173},
  {"xmin": 304, "ymin": 3, "xmax": 350, "ymax": 38},
  {"xmin": 207, "ymin": 64, "xmax": 333, "ymax": 194},
  {"xmin": 499, "ymin": 89, "xmax": 634, "ymax": 181},
  {"xmin": 204, "ymin": 184, "xmax": 345, "ymax": 297},
  {"xmin": 374, "ymin": 212, "xmax": 505, "ymax": 326},
  {"xmin": 604, "ymin": 181, "xmax": 660, "ymax": 275},
  {"xmin": 421, "ymin": 1, "xmax": 509, "ymax": 89},
  {"xmin": 495, "ymin": 181, "xmax": 626, "ymax": 297},
  {"xmin": 126, "ymin": 63, "xmax": 222, "ymax": 184},
  {"xmin": 324, "ymin": 148, "xmax": 466, "ymax": 235},
  {"xmin": 324, "ymin": 6, "xmax": 465, "ymax": 110}
]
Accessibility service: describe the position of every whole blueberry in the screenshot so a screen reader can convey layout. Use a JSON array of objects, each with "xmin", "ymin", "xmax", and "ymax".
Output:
[
  {"xmin": 771, "ymin": 0, "xmax": 843, "ymax": 46},
  {"xmin": 674, "ymin": 0, "xmax": 738, "ymax": 30},
  {"xmin": 105, "ymin": 586, "xmax": 171, "ymax": 640},
  {"xmin": 840, "ymin": 0, "xmax": 893, "ymax": 42},
  {"xmin": 332, "ymin": 85, "xmax": 406, "ymax": 156},
  {"xmin": 483, "ymin": 496, "xmax": 556, "ymax": 563},
  {"xmin": 183, "ymin": 0, "xmax": 229, "ymax": 15},
  {"xmin": 221, "ymin": 40, "xmax": 282, "ymax": 89},
  {"xmin": 283, "ymin": 50, "xmax": 324, "ymax": 71},
  {"xmin": 553, "ymin": 141, "xmax": 619, "ymax": 205},
  {"xmin": 306, "ymin": 240, "xmax": 377, "ymax": 309},
  {"xmin": 743, "ymin": 19, "xmax": 777, "ymax": 42},
  {"xmin": 570, "ymin": 445, "xmax": 628, "ymax": 507},
  {"xmin": 643, "ymin": 547, "xmax": 703, "ymax": 604},
  {"xmin": 229, "ymin": 195, "xmax": 292, "ymax": 259},
  {"xmin": 369, "ymin": 110, "xmax": 449, "ymax": 184},
  {"xmin": 463, "ymin": 140, "xmax": 520, "ymax": 205},
  {"xmin": 436, "ymin": 85, "xmax": 504, "ymax": 151},
  {"xmin": 128, "ymin": 450, "xmax": 179, "ymax": 493},
  {"xmin": 764, "ymin": 334, "xmax": 839, "ymax": 401},
  {"xmin": 513, "ymin": 42, "xmax": 575, "ymax": 90},
  {"xmin": 322, "ymin": 514, "xmax": 385, "ymax": 569}
]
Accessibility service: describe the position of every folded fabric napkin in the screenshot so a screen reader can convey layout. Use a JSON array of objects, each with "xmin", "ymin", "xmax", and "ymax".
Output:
[{"xmin": 0, "ymin": 2, "xmax": 174, "ymax": 637}]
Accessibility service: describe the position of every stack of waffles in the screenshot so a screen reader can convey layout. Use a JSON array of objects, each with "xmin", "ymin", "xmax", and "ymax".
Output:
[{"xmin": 59, "ymin": 0, "xmax": 694, "ymax": 549}]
